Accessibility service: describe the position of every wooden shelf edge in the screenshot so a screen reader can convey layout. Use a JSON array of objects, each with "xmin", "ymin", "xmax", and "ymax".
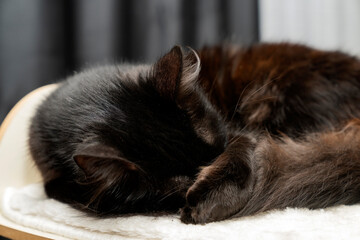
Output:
[{"xmin": 0, "ymin": 225, "xmax": 51, "ymax": 240}]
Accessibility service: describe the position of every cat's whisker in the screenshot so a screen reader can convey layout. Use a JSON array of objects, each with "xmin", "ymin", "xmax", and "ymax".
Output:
[
  {"xmin": 158, "ymin": 187, "xmax": 183, "ymax": 202},
  {"xmin": 228, "ymin": 123, "xmax": 251, "ymax": 144},
  {"xmin": 226, "ymin": 117, "xmax": 254, "ymax": 145},
  {"xmin": 244, "ymin": 96, "xmax": 277, "ymax": 104},
  {"xmin": 229, "ymin": 78, "xmax": 257, "ymax": 122},
  {"xmin": 238, "ymin": 124, "xmax": 250, "ymax": 136},
  {"xmin": 209, "ymin": 67, "xmax": 223, "ymax": 97},
  {"xmin": 240, "ymin": 77, "xmax": 279, "ymax": 108}
]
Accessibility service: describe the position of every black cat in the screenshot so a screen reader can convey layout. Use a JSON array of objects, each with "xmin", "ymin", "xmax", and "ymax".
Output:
[{"xmin": 29, "ymin": 43, "xmax": 360, "ymax": 224}]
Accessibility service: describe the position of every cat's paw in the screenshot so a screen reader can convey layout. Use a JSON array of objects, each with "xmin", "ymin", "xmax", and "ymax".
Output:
[
  {"xmin": 180, "ymin": 203, "xmax": 231, "ymax": 224},
  {"xmin": 180, "ymin": 136, "xmax": 255, "ymax": 224},
  {"xmin": 180, "ymin": 180, "xmax": 239, "ymax": 224},
  {"xmin": 180, "ymin": 165, "xmax": 250, "ymax": 224}
]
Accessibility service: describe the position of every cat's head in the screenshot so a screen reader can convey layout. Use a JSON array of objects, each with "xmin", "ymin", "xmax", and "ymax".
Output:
[{"xmin": 73, "ymin": 46, "xmax": 227, "ymax": 215}]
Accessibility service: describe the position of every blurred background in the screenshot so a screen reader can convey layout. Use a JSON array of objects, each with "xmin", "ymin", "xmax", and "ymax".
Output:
[{"xmin": 0, "ymin": 0, "xmax": 360, "ymax": 122}]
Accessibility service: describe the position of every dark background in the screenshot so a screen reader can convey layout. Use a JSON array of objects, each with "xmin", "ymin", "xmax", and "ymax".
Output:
[{"xmin": 0, "ymin": 0, "xmax": 259, "ymax": 122}]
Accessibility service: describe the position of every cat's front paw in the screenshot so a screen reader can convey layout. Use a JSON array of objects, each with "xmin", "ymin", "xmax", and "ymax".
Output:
[
  {"xmin": 181, "ymin": 183, "xmax": 236, "ymax": 224},
  {"xmin": 180, "ymin": 135, "xmax": 256, "ymax": 224},
  {"xmin": 180, "ymin": 165, "xmax": 251, "ymax": 224},
  {"xmin": 180, "ymin": 178, "xmax": 240, "ymax": 224}
]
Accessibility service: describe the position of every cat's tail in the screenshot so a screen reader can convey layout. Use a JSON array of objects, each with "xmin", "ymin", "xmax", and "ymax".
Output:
[{"xmin": 239, "ymin": 119, "xmax": 360, "ymax": 216}]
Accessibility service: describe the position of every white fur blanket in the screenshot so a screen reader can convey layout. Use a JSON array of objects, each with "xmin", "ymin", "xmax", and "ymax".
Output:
[{"xmin": 2, "ymin": 184, "xmax": 360, "ymax": 240}]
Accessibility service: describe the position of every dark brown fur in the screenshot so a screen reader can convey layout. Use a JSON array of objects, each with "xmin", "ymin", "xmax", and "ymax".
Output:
[
  {"xmin": 181, "ymin": 120, "xmax": 360, "ymax": 223},
  {"xmin": 181, "ymin": 43, "xmax": 360, "ymax": 223}
]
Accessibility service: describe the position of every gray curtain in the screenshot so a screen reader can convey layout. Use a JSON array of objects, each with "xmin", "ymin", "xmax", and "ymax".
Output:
[{"xmin": 0, "ymin": 0, "xmax": 258, "ymax": 122}]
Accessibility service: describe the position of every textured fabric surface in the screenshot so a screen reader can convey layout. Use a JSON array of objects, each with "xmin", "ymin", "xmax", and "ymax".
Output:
[{"xmin": 2, "ymin": 184, "xmax": 360, "ymax": 240}]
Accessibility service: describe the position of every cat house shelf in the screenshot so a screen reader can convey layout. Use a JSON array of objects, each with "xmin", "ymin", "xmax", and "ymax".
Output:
[{"xmin": 0, "ymin": 84, "xmax": 68, "ymax": 240}]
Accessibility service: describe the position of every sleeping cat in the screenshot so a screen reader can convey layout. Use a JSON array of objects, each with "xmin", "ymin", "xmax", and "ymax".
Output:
[{"xmin": 29, "ymin": 43, "xmax": 360, "ymax": 224}]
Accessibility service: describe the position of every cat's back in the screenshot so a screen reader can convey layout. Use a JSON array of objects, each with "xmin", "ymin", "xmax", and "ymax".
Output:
[{"xmin": 199, "ymin": 43, "xmax": 360, "ymax": 133}]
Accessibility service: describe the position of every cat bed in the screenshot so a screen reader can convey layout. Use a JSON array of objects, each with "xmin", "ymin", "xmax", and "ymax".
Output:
[{"xmin": 1, "ymin": 84, "xmax": 360, "ymax": 239}]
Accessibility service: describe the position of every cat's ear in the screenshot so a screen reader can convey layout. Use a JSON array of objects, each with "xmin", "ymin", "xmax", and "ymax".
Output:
[
  {"xmin": 153, "ymin": 46, "xmax": 200, "ymax": 100},
  {"xmin": 73, "ymin": 143, "xmax": 139, "ymax": 176},
  {"xmin": 178, "ymin": 47, "xmax": 201, "ymax": 94}
]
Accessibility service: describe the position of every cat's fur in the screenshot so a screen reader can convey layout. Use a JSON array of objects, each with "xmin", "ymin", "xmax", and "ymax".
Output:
[{"xmin": 29, "ymin": 43, "xmax": 360, "ymax": 224}]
